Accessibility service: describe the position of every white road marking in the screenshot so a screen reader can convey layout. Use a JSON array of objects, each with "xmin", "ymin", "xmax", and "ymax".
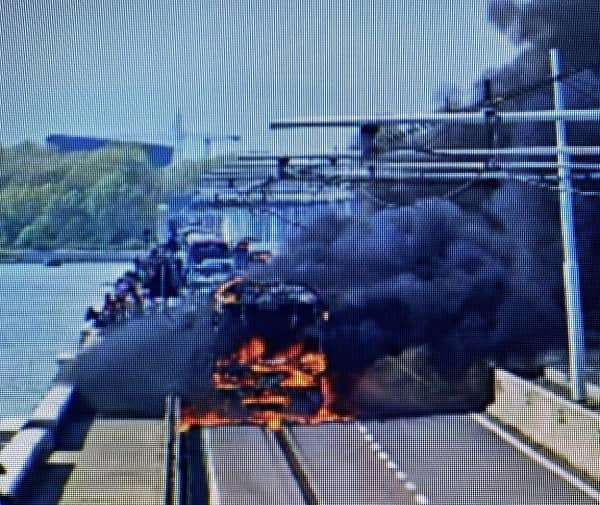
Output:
[
  {"xmin": 415, "ymin": 494, "xmax": 430, "ymax": 504},
  {"xmin": 471, "ymin": 413, "xmax": 600, "ymax": 503},
  {"xmin": 358, "ymin": 423, "xmax": 430, "ymax": 503},
  {"xmin": 395, "ymin": 471, "xmax": 407, "ymax": 481},
  {"xmin": 405, "ymin": 482, "xmax": 417, "ymax": 492},
  {"xmin": 201, "ymin": 428, "xmax": 221, "ymax": 505}
]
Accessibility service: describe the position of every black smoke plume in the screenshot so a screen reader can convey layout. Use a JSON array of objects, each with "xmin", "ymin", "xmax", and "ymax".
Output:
[
  {"xmin": 256, "ymin": 192, "xmax": 566, "ymax": 376},
  {"xmin": 258, "ymin": 1, "xmax": 600, "ymax": 376},
  {"xmin": 484, "ymin": 0, "xmax": 600, "ymax": 340},
  {"xmin": 488, "ymin": 0, "xmax": 600, "ymax": 68}
]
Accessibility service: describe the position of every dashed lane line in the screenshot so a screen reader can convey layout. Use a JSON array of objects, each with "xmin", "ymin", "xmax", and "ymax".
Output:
[
  {"xmin": 386, "ymin": 461, "xmax": 398, "ymax": 471},
  {"xmin": 356, "ymin": 422, "xmax": 431, "ymax": 505},
  {"xmin": 395, "ymin": 471, "xmax": 407, "ymax": 481},
  {"xmin": 378, "ymin": 450, "xmax": 389, "ymax": 461},
  {"xmin": 415, "ymin": 493, "xmax": 430, "ymax": 505},
  {"xmin": 404, "ymin": 482, "xmax": 417, "ymax": 492}
]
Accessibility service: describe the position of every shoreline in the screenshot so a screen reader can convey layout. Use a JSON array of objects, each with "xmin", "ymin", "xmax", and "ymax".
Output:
[{"xmin": 0, "ymin": 249, "xmax": 146, "ymax": 264}]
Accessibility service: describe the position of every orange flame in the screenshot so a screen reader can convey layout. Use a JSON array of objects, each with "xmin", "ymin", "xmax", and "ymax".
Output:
[
  {"xmin": 179, "ymin": 406, "xmax": 238, "ymax": 431},
  {"xmin": 280, "ymin": 369, "xmax": 318, "ymax": 388},
  {"xmin": 179, "ymin": 336, "xmax": 353, "ymax": 431},
  {"xmin": 307, "ymin": 376, "xmax": 351, "ymax": 425},
  {"xmin": 300, "ymin": 352, "xmax": 327, "ymax": 374},
  {"xmin": 273, "ymin": 342, "xmax": 304, "ymax": 361},
  {"xmin": 213, "ymin": 276, "xmax": 246, "ymax": 311},
  {"xmin": 236, "ymin": 336, "xmax": 266, "ymax": 364},
  {"xmin": 241, "ymin": 390, "xmax": 291, "ymax": 407},
  {"xmin": 251, "ymin": 410, "xmax": 286, "ymax": 431}
]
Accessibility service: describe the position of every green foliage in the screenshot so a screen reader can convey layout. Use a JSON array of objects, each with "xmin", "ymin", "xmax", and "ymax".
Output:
[
  {"xmin": 0, "ymin": 142, "xmax": 191, "ymax": 250},
  {"xmin": 156, "ymin": 158, "xmax": 214, "ymax": 198}
]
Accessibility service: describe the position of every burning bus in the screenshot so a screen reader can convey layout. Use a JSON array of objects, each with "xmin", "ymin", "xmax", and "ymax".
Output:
[{"xmin": 180, "ymin": 277, "xmax": 345, "ymax": 430}]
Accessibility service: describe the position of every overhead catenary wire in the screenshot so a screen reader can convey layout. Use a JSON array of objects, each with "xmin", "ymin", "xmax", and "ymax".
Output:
[
  {"xmin": 371, "ymin": 63, "xmax": 600, "ymax": 205},
  {"xmin": 392, "ymin": 64, "xmax": 597, "ymax": 161},
  {"xmin": 195, "ymin": 158, "xmax": 600, "ymax": 213},
  {"xmin": 198, "ymin": 63, "xmax": 600, "ymax": 209}
]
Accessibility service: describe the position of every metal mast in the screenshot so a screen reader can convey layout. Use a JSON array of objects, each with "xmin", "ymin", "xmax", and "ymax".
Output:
[{"xmin": 550, "ymin": 48, "xmax": 587, "ymax": 401}]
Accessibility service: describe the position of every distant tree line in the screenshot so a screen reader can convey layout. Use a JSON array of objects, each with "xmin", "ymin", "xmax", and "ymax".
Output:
[{"xmin": 0, "ymin": 142, "xmax": 211, "ymax": 250}]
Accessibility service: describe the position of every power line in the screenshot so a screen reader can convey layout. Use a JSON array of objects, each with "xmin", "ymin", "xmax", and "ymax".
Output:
[
  {"xmin": 399, "ymin": 65, "xmax": 594, "ymax": 160},
  {"xmin": 510, "ymin": 174, "xmax": 600, "ymax": 198},
  {"xmin": 470, "ymin": 66, "xmax": 591, "ymax": 110}
]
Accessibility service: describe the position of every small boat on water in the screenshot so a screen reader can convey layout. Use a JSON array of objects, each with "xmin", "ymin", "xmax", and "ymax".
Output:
[{"xmin": 44, "ymin": 257, "xmax": 63, "ymax": 267}]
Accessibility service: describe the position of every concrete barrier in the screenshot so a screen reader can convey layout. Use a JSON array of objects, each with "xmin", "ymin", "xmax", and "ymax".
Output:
[
  {"xmin": 543, "ymin": 367, "xmax": 600, "ymax": 408},
  {"xmin": 0, "ymin": 420, "xmax": 25, "ymax": 445},
  {"xmin": 24, "ymin": 384, "xmax": 76, "ymax": 436},
  {"xmin": 0, "ymin": 384, "xmax": 81, "ymax": 502},
  {"xmin": 487, "ymin": 369, "xmax": 600, "ymax": 481},
  {"xmin": 0, "ymin": 428, "xmax": 53, "ymax": 501}
]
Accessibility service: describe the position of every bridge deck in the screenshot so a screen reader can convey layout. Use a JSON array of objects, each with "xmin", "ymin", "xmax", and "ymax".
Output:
[{"xmin": 24, "ymin": 417, "xmax": 166, "ymax": 505}]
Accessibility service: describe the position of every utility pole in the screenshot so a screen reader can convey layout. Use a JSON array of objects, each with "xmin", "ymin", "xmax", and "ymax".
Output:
[{"xmin": 550, "ymin": 47, "xmax": 587, "ymax": 402}]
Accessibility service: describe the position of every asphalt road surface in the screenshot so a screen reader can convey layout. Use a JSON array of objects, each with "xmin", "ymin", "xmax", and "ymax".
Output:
[
  {"xmin": 362, "ymin": 414, "xmax": 599, "ymax": 505},
  {"xmin": 205, "ymin": 413, "xmax": 600, "ymax": 504}
]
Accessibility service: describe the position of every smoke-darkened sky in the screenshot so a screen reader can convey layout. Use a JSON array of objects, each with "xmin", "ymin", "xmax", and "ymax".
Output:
[{"xmin": 0, "ymin": 0, "xmax": 516, "ymax": 155}]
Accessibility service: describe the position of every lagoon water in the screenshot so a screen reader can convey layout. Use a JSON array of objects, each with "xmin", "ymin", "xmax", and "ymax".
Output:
[{"xmin": 0, "ymin": 262, "xmax": 130, "ymax": 417}]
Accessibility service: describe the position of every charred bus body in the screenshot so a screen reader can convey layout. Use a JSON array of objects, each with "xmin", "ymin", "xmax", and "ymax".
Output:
[
  {"xmin": 211, "ymin": 277, "xmax": 328, "ymax": 354},
  {"xmin": 209, "ymin": 278, "xmax": 333, "ymax": 419}
]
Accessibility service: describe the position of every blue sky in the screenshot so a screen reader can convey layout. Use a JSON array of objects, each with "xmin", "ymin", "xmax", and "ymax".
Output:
[{"xmin": 0, "ymin": 0, "xmax": 517, "ymax": 156}]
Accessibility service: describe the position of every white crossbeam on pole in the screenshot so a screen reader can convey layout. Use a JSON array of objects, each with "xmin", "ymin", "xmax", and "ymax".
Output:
[
  {"xmin": 307, "ymin": 168, "xmax": 600, "ymax": 182},
  {"xmin": 195, "ymin": 162, "xmax": 600, "ymax": 182},
  {"xmin": 424, "ymin": 146, "xmax": 600, "ymax": 157},
  {"xmin": 271, "ymin": 108, "xmax": 600, "ymax": 129},
  {"xmin": 364, "ymin": 161, "xmax": 600, "ymax": 172},
  {"xmin": 237, "ymin": 153, "xmax": 358, "ymax": 161}
]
